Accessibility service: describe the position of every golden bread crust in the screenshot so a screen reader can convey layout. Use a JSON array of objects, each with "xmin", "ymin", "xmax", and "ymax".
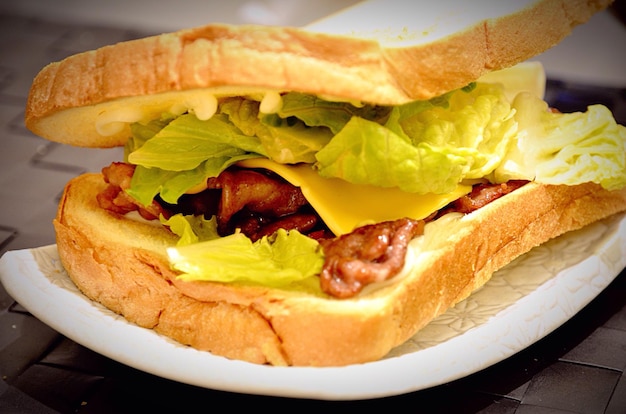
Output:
[
  {"xmin": 54, "ymin": 173, "xmax": 626, "ymax": 366},
  {"xmin": 26, "ymin": 0, "xmax": 612, "ymax": 147}
]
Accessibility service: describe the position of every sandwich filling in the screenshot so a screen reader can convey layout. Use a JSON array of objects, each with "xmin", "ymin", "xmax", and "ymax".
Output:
[{"xmin": 93, "ymin": 63, "xmax": 626, "ymax": 298}]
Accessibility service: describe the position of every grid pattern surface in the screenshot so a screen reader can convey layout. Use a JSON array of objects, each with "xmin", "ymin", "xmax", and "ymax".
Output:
[{"xmin": 1, "ymin": 12, "xmax": 625, "ymax": 413}]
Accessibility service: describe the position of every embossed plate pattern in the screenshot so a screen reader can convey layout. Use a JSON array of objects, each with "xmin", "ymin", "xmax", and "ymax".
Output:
[{"xmin": 1, "ymin": 212, "xmax": 625, "ymax": 400}]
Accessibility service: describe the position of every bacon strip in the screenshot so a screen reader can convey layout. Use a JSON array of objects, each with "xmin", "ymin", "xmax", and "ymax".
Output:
[
  {"xmin": 97, "ymin": 163, "xmax": 327, "ymax": 241},
  {"xmin": 446, "ymin": 180, "xmax": 528, "ymax": 214},
  {"xmin": 319, "ymin": 218, "xmax": 425, "ymax": 298},
  {"xmin": 98, "ymin": 163, "xmax": 168, "ymax": 220},
  {"xmin": 207, "ymin": 169, "xmax": 311, "ymax": 238}
]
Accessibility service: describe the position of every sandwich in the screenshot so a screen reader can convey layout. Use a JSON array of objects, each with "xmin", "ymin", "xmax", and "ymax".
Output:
[{"xmin": 24, "ymin": 0, "xmax": 626, "ymax": 366}]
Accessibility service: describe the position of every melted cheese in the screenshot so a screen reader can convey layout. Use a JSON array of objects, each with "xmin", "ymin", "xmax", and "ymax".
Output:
[
  {"xmin": 238, "ymin": 158, "xmax": 471, "ymax": 236},
  {"xmin": 260, "ymin": 91, "xmax": 283, "ymax": 113},
  {"xmin": 95, "ymin": 107, "xmax": 144, "ymax": 136},
  {"xmin": 94, "ymin": 89, "xmax": 285, "ymax": 136}
]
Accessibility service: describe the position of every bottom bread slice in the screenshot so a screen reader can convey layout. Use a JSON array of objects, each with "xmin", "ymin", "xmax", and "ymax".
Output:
[{"xmin": 54, "ymin": 173, "xmax": 626, "ymax": 366}]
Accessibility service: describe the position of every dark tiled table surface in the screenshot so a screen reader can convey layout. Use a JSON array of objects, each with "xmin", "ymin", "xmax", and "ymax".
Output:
[{"xmin": 1, "ymin": 12, "xmax": 626, "ymax": 414}]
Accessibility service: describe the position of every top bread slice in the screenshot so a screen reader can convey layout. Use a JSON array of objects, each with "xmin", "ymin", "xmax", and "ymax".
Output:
[
  {"xmin": 25, "ymin": 0, "xmax": 612, "ymax": 148},
  {"xmin": 54, "ymin": 173, "xmax": 626, "ymax": 366}
]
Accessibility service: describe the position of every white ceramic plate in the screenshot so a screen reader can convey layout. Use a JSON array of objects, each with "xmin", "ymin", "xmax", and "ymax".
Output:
[{"xmin": 1, "ymin": 212, "xmax": 625, "ymax": 400}]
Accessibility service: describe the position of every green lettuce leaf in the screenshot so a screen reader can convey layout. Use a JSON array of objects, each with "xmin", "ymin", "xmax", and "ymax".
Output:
[
  {"xmin": 162, "ymin": 214, "xmax": 324, "ymax": 289},
  {"xmin": 167, "ymin": 228, "xmax": 324, "ymax": 288},
  {"xmin": 124, "ymin": 112, "xmax": 265, "ymax": 204},
  {"xmin": 313, "ymin": 116, "xmax": 471, "ymax": 194},
  {"xmin": 127, "ymin": 113, "xmax": 266, "ymax": 171},
  {"xmin": 125, "ymin": 116, "xmax": 173, "ymax": 160},
  {"xmin": 315, "ymin": 83, "xmax": 518, "ymax": 194},
  {"xmin": 160, "ymin": 214, "xmax": 220, "ymax": 246},
  {"xmin": 127, "ymin": 154, "xmax": 256, "ymax": 206},
  {"xmin": 221, "ymin": 97, "xmax": 333, "ymax": 164},
  {"xmin": 276, "ymin": 92, "xmax": 391, "ymax": 134},
  {"xmin": 493, "ymin": 92, "xmax": 626, "ymax": 190}
]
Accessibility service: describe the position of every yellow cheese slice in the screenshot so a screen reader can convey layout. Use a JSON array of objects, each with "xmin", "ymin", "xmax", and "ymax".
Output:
[{"xmin": 238, "ymin": 158, "xmax": 471, "ymax": 236}]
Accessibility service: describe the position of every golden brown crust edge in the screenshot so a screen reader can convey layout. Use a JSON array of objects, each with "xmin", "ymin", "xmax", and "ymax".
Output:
[
  {"xmin": 53, "ymin": 178, "xmax": 291, "ymax": 365},
  {"xmin": 54, "ymin": 173, "xmax": 626, "ymax": 366},
  {"xmin": 26, "ymin": 0, "xmax": 612, "ymax": 147}
]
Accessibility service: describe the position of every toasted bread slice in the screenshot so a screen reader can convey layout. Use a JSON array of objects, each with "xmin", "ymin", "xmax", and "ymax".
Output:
[{"xmin": 26, "ymin": 0, "xmax": 611, "ymax": 147}]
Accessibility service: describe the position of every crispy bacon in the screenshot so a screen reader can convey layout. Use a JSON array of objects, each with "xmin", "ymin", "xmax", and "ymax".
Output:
[
  {"xmin": 98, "ymin": 163, "xmax": 168, "ymax": 220},
  {"xmin": 207, "ymin": 169, "xmax": 311, "ymax": 238},
  {"xmin": 236, "ymin": 211, "xmax": 320, "ymax": 241},
  {"xmin": 319, "ymin": 218, "xmax": 425, "ymax": 298},
  {"xmin": 318, "ymin": 181, "xmax": 528, "ymax": 298},
  {"xmin": 97, "ymin": 163, "xmax": 327, "ymax": 241},
  {"xmin": 446, "ymin": 180, "xmax": 528, "ymax": 214}
]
